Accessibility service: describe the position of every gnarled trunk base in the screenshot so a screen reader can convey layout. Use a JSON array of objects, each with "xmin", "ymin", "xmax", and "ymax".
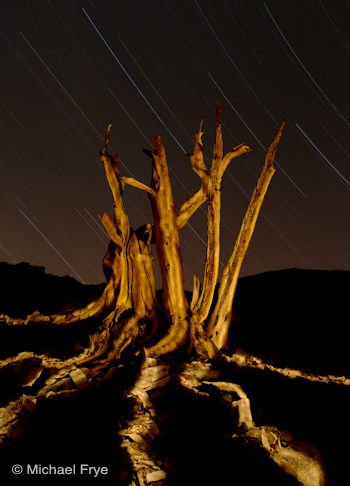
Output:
[{"xmin": 1, "ymin": 103, "xmax": 342, "ymax": 485}]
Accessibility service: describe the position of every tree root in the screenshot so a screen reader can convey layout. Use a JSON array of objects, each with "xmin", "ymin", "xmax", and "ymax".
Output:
[
  {"xmin": 0, "ymin": 277, "xmax": 116, "ymax": 327},
  {"xmin": 225, "ymin": 350, "xmax": 350, "ymax": 386},
  {"xmin": 118, "ymin": 357, "xmax": 327, "ymax": 485}
]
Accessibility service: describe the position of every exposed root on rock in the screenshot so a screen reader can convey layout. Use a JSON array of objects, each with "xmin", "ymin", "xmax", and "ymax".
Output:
[
  {"xmin": 117, "ymin": 358, "xmax": 327, "ymax": 486},
  {"xmin": 226, "ymin": 350, "xmax": 350, "ymax": 386}
]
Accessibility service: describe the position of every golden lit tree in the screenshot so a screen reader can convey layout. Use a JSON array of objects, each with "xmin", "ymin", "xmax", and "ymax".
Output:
[{"xmin": 1, "ymin": 103, "xmax": 330, "ymax": 484}]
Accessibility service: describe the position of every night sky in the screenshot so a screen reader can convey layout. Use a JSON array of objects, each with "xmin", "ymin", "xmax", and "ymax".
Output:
[{"xmin": 0, "ymin": 1, "xmax": 349, "ymax": 287}]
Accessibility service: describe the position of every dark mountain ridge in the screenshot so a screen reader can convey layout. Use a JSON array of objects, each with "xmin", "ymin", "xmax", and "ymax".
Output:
[{"xmin": 0, "ymin": 262, "xmax": 104, "ymax": 318}]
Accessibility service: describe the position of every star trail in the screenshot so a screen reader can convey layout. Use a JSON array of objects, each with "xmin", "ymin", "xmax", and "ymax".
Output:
[{"xmin": 0, "ymin": 1, "xmax": 349, "ymax": 286}]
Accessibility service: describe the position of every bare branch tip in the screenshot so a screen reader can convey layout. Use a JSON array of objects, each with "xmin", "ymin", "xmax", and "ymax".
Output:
[
  {"xmin": 275, "ymin": 120, "xmax": 286, "ymax": 144},
  {"xmin": 152, "ymin": 135, "xmax": 164, "ymax": 153},
  {"xmin": 102, "ymin": 123, "xmax": 112, "ymax": 154},
  {"xmin": 232, "ymin": 142, "xmax": 251, "ymax": 152},
  {"xmin": 106, "ymin": 124, "xmax": 112, "ymax": 141}
]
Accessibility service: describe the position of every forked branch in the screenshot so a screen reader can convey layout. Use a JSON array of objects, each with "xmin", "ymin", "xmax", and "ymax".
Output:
[
  {"xmin": 190, "ymin": 102, "xmax": 251, "ymax": 326},
  {"xmin": 206, "ymin": 121, "xmax": 286, "ymax": 349}
]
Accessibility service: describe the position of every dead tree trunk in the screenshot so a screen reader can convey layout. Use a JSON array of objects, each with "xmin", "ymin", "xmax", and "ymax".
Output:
[
  {"xmin": 1, "ymin": 102, "xmax": 336, "ymax": 485},
  {"xmin": 0, "ymin": 103, "xmax": 262, "ymax": 352},
  {"xmin": 0, "ymin": 100, "xmax": 282, "ymax": 428}
]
